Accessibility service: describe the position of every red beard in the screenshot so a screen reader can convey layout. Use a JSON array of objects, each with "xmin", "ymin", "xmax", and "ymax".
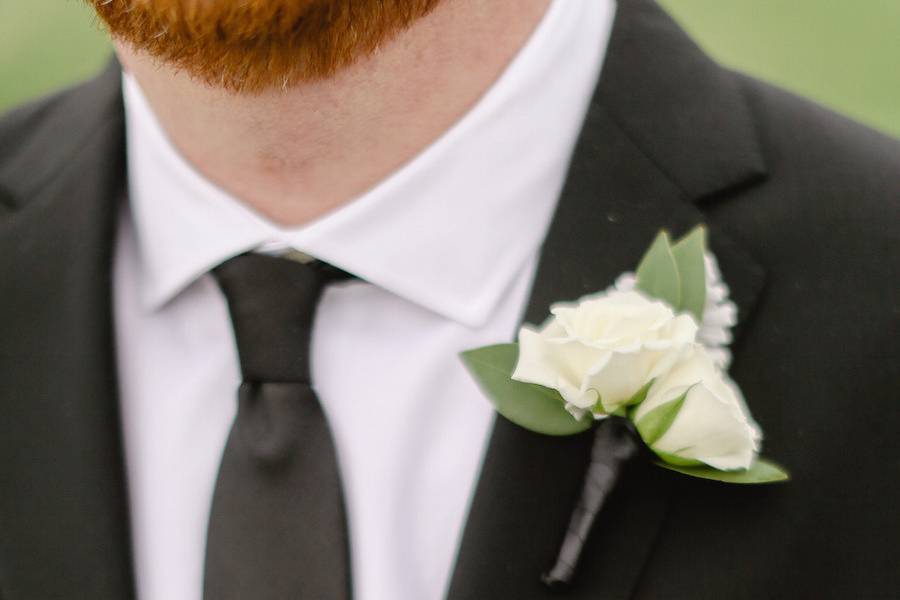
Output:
[{"xmin": 88, "ymin": 0, "xmax": 440, "ymax": 92}]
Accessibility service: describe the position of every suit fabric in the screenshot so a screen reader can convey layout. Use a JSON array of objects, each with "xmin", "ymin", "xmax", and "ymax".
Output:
[{"xmin": 1, "ymin": 0, "xmax": 898, "ymax": 598}]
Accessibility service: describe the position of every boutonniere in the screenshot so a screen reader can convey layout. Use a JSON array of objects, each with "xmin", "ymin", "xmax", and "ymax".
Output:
[{"xmin": 461, "ymin": 226, "xmax": 788, "ymax": 587}]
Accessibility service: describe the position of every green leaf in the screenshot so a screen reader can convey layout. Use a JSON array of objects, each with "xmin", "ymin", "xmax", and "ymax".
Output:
[
  {"xmin": 590, "ymin": 380, "xmax": 652, "ymax": 416},
  {"xmin": 655, "ymin": 457, "xmax": 791, "ymax": 484},
  {"xmin": 634, "ymin": 389, "xmax": 689, "ymax": 445},
  {"xmin": 671, "ymin": 225, "xmax": 707, "ymax": 322},
  {"xmin": 617, "ymin": 379, "xmax": 656, "ymax": 419},
  {"xmin": 625, "ymin": 378, "xmax": 655, "ymax": 407},
  {"xmin": 653, "ymin": 450, "xmax": 704, "ymax": 467},
  {"xmin": 635, "ymin": 230, "xmax": 681, "ymax": 309},
  {"xmin": 460, "ymin": 343, "xmax": 591, "ymax": 436}
]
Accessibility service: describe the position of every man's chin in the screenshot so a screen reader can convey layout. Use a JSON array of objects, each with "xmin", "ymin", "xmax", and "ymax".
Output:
[{"xmin": 88, "ymin": 0, "xmax": 441, "ymax": 92}]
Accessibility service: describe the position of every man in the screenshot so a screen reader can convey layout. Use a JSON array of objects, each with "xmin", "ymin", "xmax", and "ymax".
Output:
[{"xmin": 0, "ymin": 0, "xmax": 897, "ymax": 598}]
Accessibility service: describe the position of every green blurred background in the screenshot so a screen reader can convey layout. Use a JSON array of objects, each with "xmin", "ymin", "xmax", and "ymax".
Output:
[{"xmin": 1, "ymin": 0, "xmax": 898, "ymax": 137}]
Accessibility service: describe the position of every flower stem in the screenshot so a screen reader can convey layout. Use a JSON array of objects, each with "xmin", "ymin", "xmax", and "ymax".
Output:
[{"xmin": 541, "ymin": 416, "xmax": 643, "ymax": 588}]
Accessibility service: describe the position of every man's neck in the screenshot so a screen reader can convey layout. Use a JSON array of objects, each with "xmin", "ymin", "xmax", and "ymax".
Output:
[{"xmin": 117, "ymin": 0, "xmax": 552, "ymax": 226}]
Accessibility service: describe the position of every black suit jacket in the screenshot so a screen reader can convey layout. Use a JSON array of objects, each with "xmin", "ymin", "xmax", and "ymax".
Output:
[{"xmin": 1, "ymin": 1, "xmax": 898, "ymax": 598}]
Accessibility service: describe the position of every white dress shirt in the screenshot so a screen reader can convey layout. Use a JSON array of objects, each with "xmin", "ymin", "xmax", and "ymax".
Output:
[{"xmin": 114, "ymin": 1, "xmax": 616, "ymax": 599}]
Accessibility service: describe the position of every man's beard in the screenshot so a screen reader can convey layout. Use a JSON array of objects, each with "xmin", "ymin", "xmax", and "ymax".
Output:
[{"xmin": 87, "ymin": 0, "xmax": 440, "ymax": 93}]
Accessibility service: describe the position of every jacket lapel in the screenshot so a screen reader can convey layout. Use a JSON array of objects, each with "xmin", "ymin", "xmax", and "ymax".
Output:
[
  {"xmin": 447, "ymin": 1, "xmax": 767, "ymax": 598},
  {"xmin": 0, "ymin": 63, "xmax": 135, "ymax": 598}
]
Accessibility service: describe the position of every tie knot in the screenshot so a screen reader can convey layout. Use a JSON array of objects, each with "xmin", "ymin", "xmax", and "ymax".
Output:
[{"xmin": 213, "ymin": 253, "xmax": 351, "ymax": 382}]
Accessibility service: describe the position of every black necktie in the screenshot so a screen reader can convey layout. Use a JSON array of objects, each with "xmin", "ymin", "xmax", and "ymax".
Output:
[{"xmin": 203, "ymin": 252, "xmax": 352, "ymax": 600}]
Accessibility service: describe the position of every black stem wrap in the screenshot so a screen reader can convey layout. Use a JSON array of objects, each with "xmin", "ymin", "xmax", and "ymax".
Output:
[{"xmin": 541, "ymin": 416, "xmax": 643, "ymax": 589}]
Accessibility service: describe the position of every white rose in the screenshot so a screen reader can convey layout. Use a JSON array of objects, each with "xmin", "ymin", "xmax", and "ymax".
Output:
[
  {"xmin": 512, "ymin": 290, "xmax": 697, "ymax": 416},
  {"xmin": 613, "ymin": 252, "xmax": 738, "ymax": 368},
  {"xmin": 633, "ymin": 345, "xmax": 761, "ymax": 470}
]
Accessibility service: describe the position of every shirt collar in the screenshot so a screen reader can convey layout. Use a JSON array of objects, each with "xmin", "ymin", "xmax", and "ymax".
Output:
[{"xmin": 123, "ymin": 0, "xmax": 615, "ymax": 328}]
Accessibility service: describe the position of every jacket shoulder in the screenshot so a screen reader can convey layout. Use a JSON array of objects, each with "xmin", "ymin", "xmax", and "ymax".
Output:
[
  {"xmin": 0, "ymin": 89, "xmax": 71, "ymax": 177},
  {"xmin": 718, "ymin": 72, "xmax": 900, "ymax": 284},
  {"xmin": 0, "ymin": 76, "xmax": 105, "ymax": 163},
  {"xmin": 736, "ymin": 73, "xmax": 899, "ymax": 214},
  {"xmin": 0, "ymin": 62, "xmax": 123, "ymax": 212}
]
